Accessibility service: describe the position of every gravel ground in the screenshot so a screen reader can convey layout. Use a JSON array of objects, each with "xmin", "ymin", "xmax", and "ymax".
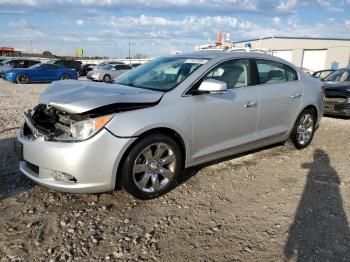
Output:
[{"xmin": 1, "ymin": 78, "xmax": 350, "ymax": 262}]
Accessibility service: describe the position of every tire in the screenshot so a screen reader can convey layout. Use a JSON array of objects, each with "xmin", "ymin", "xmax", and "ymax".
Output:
[
  {"xmin": 285, "ymin": 108, "xmax": 317, "ymax": 150},
  {"xmin": 103, "ymin": 74, "xmax": 111, "ymax": 83},
  {"xmin": 121, "ymin": 134, "xmax": 183, "ymax": 199},
  {"xmin": 16, "ymin": 74, "xmax": 29, "ymax": 84},
  {"xmin": 60, "ymin": 74, "xmax": 71, "ymax": 80}
]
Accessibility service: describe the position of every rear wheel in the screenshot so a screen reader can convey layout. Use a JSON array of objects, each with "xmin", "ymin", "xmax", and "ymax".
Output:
[
  {"xmin": 16, "ymin": 74, "xmax": 29, "ymax": 84},
  {"xmin": 285, "ymin": 108, "xmax": 316, "ymax": 149},
  {"xmin": 60, "ymin": 74, "xmax": 71, "ymax": 80},
  {"xmin": 103, "ymin": 74, "xmax": 111, "ymax": 83},
  {"xmin": 121, "ymin": 134, "xmax": 183, "ymax": 199}
]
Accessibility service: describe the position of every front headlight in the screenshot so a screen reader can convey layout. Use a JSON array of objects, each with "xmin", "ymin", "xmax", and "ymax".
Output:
[
  {"xmin": 70, "ymin": 115, "xmax": 112, "ymax": 140},
  {"xmin": 92, "ymin": 72, "xmax": 100, "ymax": 78}
]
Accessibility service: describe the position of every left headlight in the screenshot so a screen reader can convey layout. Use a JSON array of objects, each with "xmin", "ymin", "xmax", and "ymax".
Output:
[{"xmin": 70, "ymin": 115, "xmax": 113, "ymax": 140}]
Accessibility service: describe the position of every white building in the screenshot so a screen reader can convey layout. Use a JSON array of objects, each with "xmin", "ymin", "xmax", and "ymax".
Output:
[{"xmin": 233, "ymin": 36, "xmax": 350, "ymax": 72}]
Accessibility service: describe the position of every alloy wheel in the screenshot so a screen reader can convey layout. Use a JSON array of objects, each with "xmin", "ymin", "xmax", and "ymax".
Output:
[
  {"xmin": 296, "ymin": 113, "xmax": 314, "ymax": 145},
  {"xmin": 133, "ymin": 143, "xmax": 176, "ymax": 193}
]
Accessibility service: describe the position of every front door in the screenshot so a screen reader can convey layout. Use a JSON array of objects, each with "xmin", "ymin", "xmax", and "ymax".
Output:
[{"xmin": 191, "ymin": 59, "xmax": 259, "ymax": 161}]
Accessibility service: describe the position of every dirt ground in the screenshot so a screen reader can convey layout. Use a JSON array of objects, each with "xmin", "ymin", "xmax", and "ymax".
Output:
[{"xmin": 0, "ymin": 78, "xmax": 350, "ymax": 262}]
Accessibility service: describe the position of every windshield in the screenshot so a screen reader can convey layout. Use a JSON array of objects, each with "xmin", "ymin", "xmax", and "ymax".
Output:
[
  {"xmin": 100, "ymin": 64, "xmax": 113, "ymax": 70},
  {"xmin": 47, "ymin": 60, "xmax": 56, "ymax": 64},
  {"xmin": 114, "ymin": 57, "xmax": 208, "ymax": 91},
  {"xmin": 325, "ymin": 70, "xmax": 350, "ymax": 82}
]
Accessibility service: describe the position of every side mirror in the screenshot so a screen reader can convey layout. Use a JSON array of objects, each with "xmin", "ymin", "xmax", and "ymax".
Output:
[{"xmin": 196, "ymin": 79, "xmax": 227, "ymax": 94}]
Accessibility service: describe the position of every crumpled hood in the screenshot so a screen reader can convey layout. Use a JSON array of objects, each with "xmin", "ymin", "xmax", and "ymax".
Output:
[{"xmin": 39, "ymin": 80, "xmax": 164, "ymax": 114}]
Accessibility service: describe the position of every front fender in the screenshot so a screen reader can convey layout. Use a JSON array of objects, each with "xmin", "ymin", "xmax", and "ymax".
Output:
[{"xmin": 104, "ymin": 99, "xmax": 192, "ymax": 159}]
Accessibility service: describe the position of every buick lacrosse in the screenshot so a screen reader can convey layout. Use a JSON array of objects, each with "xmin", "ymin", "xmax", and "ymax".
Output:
[{"xmin": 15, "ymin": 52, "xmax": 324, "ymax": 199}]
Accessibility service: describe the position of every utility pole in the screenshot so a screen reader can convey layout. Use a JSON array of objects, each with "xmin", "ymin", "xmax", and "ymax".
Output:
[
  {"xmin": 30, "ymin": 40, "xmax": 33, "ymax": 56},
  {"xmin": 114, "ymin": 42, "xmax": 117, "ymax": 59},
  {"xmin": 128, "ymin": 37, "xmax": 131, "ymax": 64}
]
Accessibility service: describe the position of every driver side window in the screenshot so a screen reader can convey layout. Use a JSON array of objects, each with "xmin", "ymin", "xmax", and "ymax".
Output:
[{"xmin": 203, "ymin": 59, "xmax": 250, "ymax": 89}]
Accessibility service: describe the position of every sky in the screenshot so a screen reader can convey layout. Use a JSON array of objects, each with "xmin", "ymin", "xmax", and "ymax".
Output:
[{"xmin": 0, "ymin": 0, "xmax": 350, "ymax": 58}]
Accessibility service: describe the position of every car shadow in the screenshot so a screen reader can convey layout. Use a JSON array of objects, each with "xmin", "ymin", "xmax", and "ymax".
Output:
[
  {"xmin": 284, "ymin": 149, "xmax": 350, "ymax": 261},
  {"xmin": 0, "ymin": 137, "xmax": 34, "ymax": 201}
]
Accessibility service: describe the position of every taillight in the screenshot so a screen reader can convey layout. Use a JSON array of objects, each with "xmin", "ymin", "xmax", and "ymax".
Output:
[{"xmin": 321, "ymin": 85, "xmax": 326, "ymax": 95}]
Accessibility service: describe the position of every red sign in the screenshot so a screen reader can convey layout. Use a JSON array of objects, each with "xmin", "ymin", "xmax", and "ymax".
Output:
[{"xmin": 0, "ymin": 47, "xmax": 15, "ymax": 51}]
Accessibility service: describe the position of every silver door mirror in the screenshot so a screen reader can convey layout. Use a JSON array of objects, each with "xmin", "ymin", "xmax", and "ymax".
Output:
[{"xmin": 197, "ymin": 79, "xmax": 227, "ymax": 94}]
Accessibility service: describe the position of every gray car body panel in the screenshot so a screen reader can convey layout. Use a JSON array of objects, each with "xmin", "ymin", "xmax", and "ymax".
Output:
[{"xmin": 18, "ymin": 51, "xmax": 324, "ymax": 193}]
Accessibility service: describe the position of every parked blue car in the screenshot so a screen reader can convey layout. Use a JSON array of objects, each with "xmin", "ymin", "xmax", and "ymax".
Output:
[{"xmin": 1, "ymin": 63, "xmax": 79, "ymax": 84}]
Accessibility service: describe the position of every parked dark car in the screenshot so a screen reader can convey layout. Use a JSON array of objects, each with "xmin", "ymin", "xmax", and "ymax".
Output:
[
  {"xmin": 312, "ymin": 69, "xmax": 335, "ymax": 81},
  {"xmin": 80, "ymin": 63, "xmax": 96, "ymax": 76},
  {"xmin": 48, "ymin": 60, "xmax": 82, "ymax": 75},
  {"xmin": 323, "ymin": 68, "xmax": 350, "ymax": 117}
]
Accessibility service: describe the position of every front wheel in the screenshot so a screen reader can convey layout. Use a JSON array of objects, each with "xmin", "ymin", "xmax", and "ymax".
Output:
[
  {"xmin": 285, "ymin": 109, "xmax": 316, "ymax": 149},
  {"xmin": 121, "ymin": 134, "xmax": 183, "ymax": 199},
  {"xmin": 16, "ymin": 74, "xmax": 29, "ymax": 84}
]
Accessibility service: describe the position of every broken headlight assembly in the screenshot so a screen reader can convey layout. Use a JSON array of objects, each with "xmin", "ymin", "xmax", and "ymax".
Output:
[{"xmin": 70, "ymin": 115, "xmax": 113, "ymax": 141}]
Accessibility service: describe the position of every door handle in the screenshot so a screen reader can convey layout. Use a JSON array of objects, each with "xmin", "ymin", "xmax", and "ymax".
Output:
[
  {"xmin": 245, "ymin": 101, "xmax": 258, "ymax": 108},
  {"xmin": 292, "ymin": 93, "xmax": 302, "ymax": 99}
]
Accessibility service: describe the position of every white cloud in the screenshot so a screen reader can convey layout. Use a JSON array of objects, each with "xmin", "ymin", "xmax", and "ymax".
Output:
[
  {"xmin": 345, "ymin": 20, "xmax": 350, "ymax": 29},
  {"xmin": 8, "ymin": 18, "xmax": 27, "ymax": 28},
  {"xmin": 277, "ymin": 0, "xmax": 298, "ymax": 11},
  {"xmin": 272, "ymin": 17, "xmax": 281, "ymax": 26},
  {"xmin": 317, "ymin": 0, "xmax": 343, "ymax": 11},
  {"xmin": 76, "ymin": 19, "xmax": 85, "ymax": 26}
]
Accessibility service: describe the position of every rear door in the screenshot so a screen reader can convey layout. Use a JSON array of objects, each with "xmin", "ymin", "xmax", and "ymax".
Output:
[
  {"xmin": 191, "ymin": 59, "xmax": 260, "ymax": 160},
  {"xmin": 254, "ymin": 59, "xmax": 302, "ymax": 139}
]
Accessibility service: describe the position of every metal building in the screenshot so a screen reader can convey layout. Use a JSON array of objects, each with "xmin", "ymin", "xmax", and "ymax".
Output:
[
  {"xmin": 233, "ymin": 37, "xmax": 350, "ymax": 72},
  {"xmin": 0, "ymin": 47, "xmax": 22, "ymax": 57}
]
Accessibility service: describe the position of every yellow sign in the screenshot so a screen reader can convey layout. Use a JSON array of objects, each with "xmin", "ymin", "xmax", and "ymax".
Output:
[{"xmin": 75, "ymin": 49, "xmax": 84, "ymax": 56}]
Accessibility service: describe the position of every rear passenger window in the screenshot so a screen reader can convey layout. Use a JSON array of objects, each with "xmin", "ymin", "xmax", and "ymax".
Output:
[
  {"xmin": 203, "ymin": 59, "xmax": 251, "ymax": 89},
  {"xmin": 256, "ymin": 60, "xmax": 297, "ymax": 84}
]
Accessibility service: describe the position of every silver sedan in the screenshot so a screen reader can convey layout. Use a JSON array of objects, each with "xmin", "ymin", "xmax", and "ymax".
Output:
[
  {"xmin": 87, "ymin": 63, "xmax": 133, "ymax": 82},
  {"xmin": 15, "ymin": 51, "xmax": 324, "ymax": 199}
]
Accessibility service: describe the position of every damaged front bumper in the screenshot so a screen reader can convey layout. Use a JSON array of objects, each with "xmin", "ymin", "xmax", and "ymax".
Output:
[{"xmin": 16, "ymin": 110, "xmax": 136, "ymax": 193}]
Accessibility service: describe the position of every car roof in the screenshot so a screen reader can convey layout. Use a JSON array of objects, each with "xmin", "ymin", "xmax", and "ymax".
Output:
[{"xmin": 175, "ymin": 51, "xmax": 289, "ymax": 61}]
